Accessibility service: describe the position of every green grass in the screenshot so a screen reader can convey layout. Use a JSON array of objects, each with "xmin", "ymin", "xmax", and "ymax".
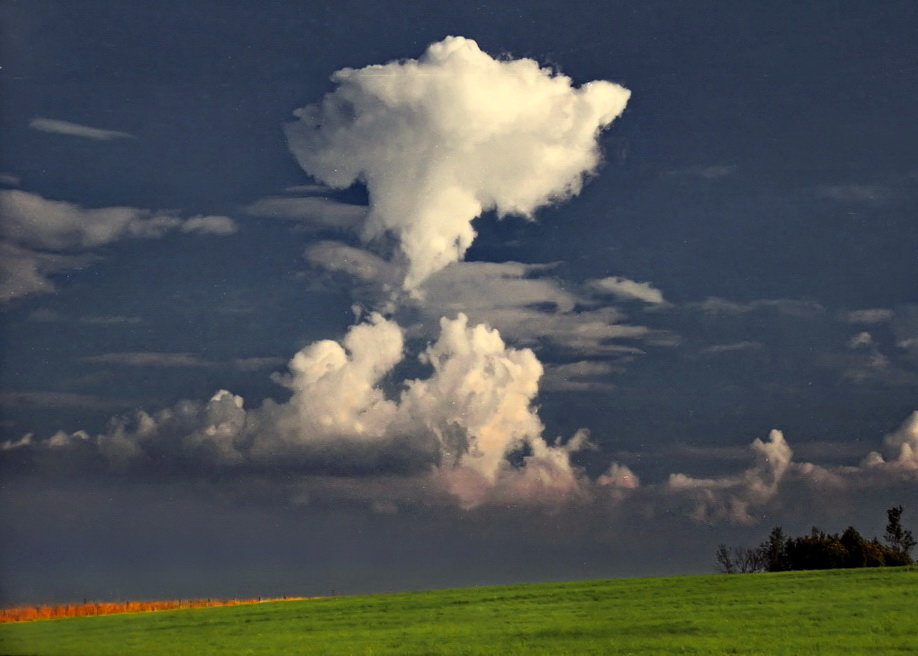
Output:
[{"xmin": 1, "ymin": 567, "xmax": 915, "ymax": 655}]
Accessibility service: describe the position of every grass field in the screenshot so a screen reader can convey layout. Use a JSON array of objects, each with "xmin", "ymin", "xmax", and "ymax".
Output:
[{"xmin": 0, "ymin": 567, "xmax": 914, "ymax": 655}]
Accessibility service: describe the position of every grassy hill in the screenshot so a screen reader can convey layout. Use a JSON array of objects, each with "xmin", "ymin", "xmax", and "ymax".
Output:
[{"xmin": 1, "ymin": 567, "xmax": 914, "ymax": 655}]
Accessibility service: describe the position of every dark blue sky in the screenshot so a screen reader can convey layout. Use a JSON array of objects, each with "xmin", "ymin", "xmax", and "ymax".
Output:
[{"xmin": 1, "ymin": 0, "xmax": 916, "ymax": 604}]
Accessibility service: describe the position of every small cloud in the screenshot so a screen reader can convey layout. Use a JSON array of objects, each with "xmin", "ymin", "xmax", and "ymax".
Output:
[
  {"xmin": 79, "ymin": 315, "xmax": 143, "ymax": 326},
  {"xmin": 844, "ymin": 308, "xmax": 894, "ymax": 325},
  {"xmin": 698, "ymin": 341, "xmax": 764, "ymax": 356},
  {"xmin": 180, "ymin": 215, "xmax": 238, "ymax": 236},
  {"xmin": 0, "ymin": 173, "xmax": 21, "ymax": 187},
  {"xmin": 29, "ymin": 117, "xmax": 135, "ymax": 141},
  {"xmin": 847, "ymin": 332, "xmax": 875, "ymax": 349},
  {"xmin": 588, "ymin": 276, "xmax": 666, "ymax": 304}
]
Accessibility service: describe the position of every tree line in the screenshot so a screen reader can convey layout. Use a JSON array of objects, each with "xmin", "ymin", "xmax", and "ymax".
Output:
[{"xmin": 716, "ymin": 505, "xmax": 916, "ymax": 574}]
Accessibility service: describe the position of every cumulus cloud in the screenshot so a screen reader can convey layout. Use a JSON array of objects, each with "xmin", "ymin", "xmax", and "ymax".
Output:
[
  {"xmin": 588, "ymin": 276, "xmax": 665, "ymax": 304},
  {"xmin": 286, "ymin": 36, "xmax": 630, "ymax": 290},
  {"xmin": 863, "ymin": 411, "xmax": 918, "ymax": 472},
  {"xmin": 0, "ymin": 190, "xmax": 238, "ymax": 302},
  {"xmin": 667, "ymin": 430, "xmax": 793, "ymax": 524},
  {"xmin": 29, "ymin": 117, "xmax": 135, "ymax": 141},
  {"xmin": 11, "ymin": 314, "xmax": 593, "ymax": 509}
]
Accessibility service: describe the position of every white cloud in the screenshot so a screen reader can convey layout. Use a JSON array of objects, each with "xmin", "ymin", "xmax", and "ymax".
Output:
[
  {"xmin": 0, "ymin": 190, "xmax": 237, "ymax": 250},
  {"xmin": 863, "ymin": 411, "xmax": 918, "ymax": 472},
  {"xmin": 22, "ymin": 314, "xmax": 595, "ymax": 509},
  {"xmin": 29, "ymin": 117, "xmax": 135, "ymax": 141},
  {"xmin": 286, "ymin": 36, "xmax": 630, "ymax": 290},
  {"xmin": 0, "ymin": 173, "xmax": 21, "ymax": 187},
  {"xmin": 588, "ymin": 276, "xmax": 665, "ymax": 304}
]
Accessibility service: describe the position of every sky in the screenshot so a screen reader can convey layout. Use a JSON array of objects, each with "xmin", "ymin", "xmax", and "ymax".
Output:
[{"xmin": 0, "ymin": 0, "xmax": 916, "ymax": 605}]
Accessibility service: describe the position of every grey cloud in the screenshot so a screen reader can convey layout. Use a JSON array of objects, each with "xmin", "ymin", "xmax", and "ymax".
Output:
[
  {"xmin": 244, "ymin": 195, "xmax": 367, "ymax": 231},
  {"xmin": 0, "ymin": 241, "xmax": 97, "ymax": 303},
  {"xmin": 80, "ymin": 352, "xmax": 216, "ymax": 368},
  {"xmin": 0, "ymin": 391, "xmax": 132, "ymax": 411},
  {"xmin": 815, "ymin": 184, "xmax": 891, "ymax": 204},
  {"xmin": 697, "ymin": 341, "xmax": 764, "ymax": 356},
  {"xmin": 588, "ymin": 276, "xmax": 666, "ymax": 305},
  {"xmin": 0, "ymin": 191, "xmax": 237, "ymax": 303},
  {"xmin": 844, "ymin": 308, "xmax": 894, "ymax": 324}
]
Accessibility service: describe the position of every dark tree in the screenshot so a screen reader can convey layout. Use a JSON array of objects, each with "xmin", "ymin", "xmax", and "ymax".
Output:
[
  {"xmin": 715, "ymin": 544, "xmax": 736, "ymax": 574},
  {"xmin": 884, "ymin": 505, "xmax": 916, "ymax": 563},
  {"xmin": 760, "ymin": 526, "xmax": 789, "ymax": 572}
]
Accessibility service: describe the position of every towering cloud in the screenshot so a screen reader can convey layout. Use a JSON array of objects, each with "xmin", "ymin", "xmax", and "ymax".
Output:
[{"xmin": 286, "ymin": 36, "xmax": 630, "ymax": 290}]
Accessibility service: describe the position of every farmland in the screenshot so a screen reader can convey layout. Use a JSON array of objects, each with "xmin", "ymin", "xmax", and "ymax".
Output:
[{"xmin": 1, "ymin": 567, "xmax": 914, "ymax": 655}]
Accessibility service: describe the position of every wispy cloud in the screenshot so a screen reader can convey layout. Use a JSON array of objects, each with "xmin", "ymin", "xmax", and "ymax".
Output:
[
  {"xmin": 664, "ymin": 164, "xmax": 736, "ymax": 179},
  {"xmin": 815, "ymin": 184, "xmax": 891, "ymax": 204},
  {"xmin": 698, "ymin": 341, "xmax": 764, "ymax": 356},
  {"xmin": 844, "ymin": 308, "xmax": 894, "ymax": 324},
  {"xmin": 243, "ymin": 195, "xmax": 367, "ymax": 231},
  {"xmin": 79, "ymin": 351, "xmax": 284, "ymax": 371},
  {"xmin": 0, "ymin": 190, "xmax": 238, "ymax": 303},
  {"xmin": 588, "ymin": 276, "xmax": 666, "ymax": 304},
  {"xmin": 0, "ymin": 391, "xmax": 131, "ymax": 411},
  {"xmin": 80, "ymin": 352, "xmax": 215, "ymax": 368},
  {"xmin": 29, "ymin": 117, "xmax": 135, "ymax": 141},
  {"xmin": 689, "ymin": 297, "xmax": 825, "ymax": 318}
]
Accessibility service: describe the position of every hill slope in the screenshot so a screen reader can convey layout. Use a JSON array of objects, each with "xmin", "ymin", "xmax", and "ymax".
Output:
[{"xmin": 1, "ymin": 568, "xmax": 915, "ymax": 655}]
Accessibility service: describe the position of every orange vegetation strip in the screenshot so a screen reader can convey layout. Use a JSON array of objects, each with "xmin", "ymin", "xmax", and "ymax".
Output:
[{"xmin": 0, "ymin": 597, "xmax": 307, "ymax": 623}]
